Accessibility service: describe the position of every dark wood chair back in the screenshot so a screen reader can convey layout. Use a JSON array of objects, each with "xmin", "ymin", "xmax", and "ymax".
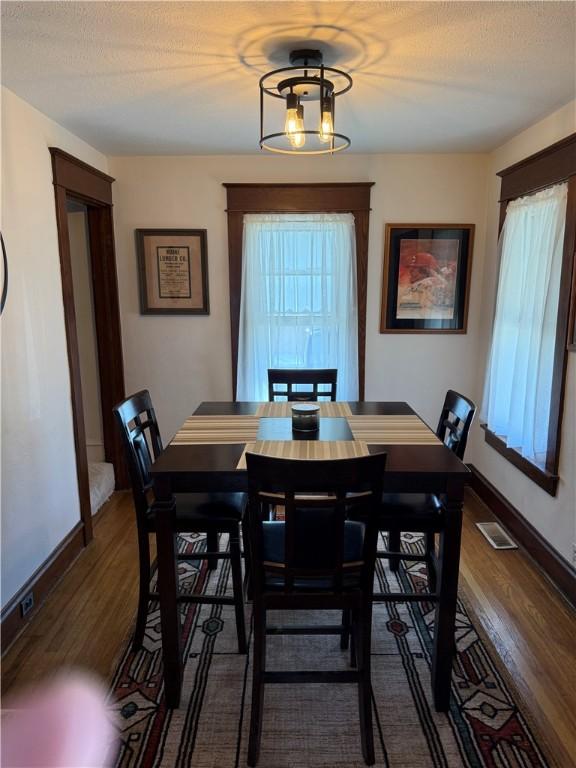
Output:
[
  {"xmin": 113, "ymin": 390, "xmax": 248, "ymax": 656},
  {"xmin": 436, "ymin": 389, "xmax": 476, "ymax": 459},
  {"xmin": 246, "ymin": 452, "xmax": 386, "ymax": 595},
  {"xmin": 267, "ymin": 368, "xmax": 338, "ymax": 402},
  {"xmin": 113, "ymin": 390, "xmax": 163, "ymax": 520}
]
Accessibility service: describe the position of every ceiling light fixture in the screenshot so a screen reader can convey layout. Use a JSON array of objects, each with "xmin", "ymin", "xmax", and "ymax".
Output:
[{"xmin": 259, "ymin": 48, "xmax": 352, "ymax": 155}]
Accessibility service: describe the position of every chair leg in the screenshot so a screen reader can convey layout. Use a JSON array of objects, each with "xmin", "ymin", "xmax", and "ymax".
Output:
[
  {"xmin": 229, "ymin": 525, "xmax": 247, "ymax": 654},
  {"xmin": 133, "ymin": 531, "xmax": 152, "ymax": 651},
  {"xmin": 350, "ymin": 608, "xmax": 358, "ymax": 668},
  {"xmin": 388, "ymin": 530, "xmax": 401, "ymax": 572},
  {"xmin": 426, "ymin": 532, "xmax": 437, "ymax": 592},
  {"xmin": 248, "ymin": 606, "xmax": 266, "ymax": 767},
  {"xmin": 356, "ymin": 602, "xmax": 375, "ymax": 766},
  {"xmin": 340, "ymin": 608, "xmax": 351, "ymax": 650},
  {"xmin": 241, "ymin": 518, "xmax": 253, "ymax": 600},
  {"xmin": 206, "ymin": 530, "xmax": 218, "ymax": 570}
]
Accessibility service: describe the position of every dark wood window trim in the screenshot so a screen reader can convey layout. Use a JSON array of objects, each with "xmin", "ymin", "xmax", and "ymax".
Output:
[
  {"xmin": 223, "ymin": 183, "xmax": 374, "ymax": 400},
  {"xmin": 568, "ymin": 222, "xmax": 576, "ymax": 352},
  {"xmin": 483, "ymin": 134, "xmax": 576, "ymax": 496},
  {"xmin": 50, "ymin": 148, "xmax": 127, "ymax": 545},
  {"xmin": 480, "ymin": 425, "xmax": 559, "ymax": 495}
]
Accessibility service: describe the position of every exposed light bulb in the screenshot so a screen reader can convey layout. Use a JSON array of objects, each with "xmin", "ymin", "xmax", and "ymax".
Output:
[
  {"xmin": 289, "ymin": 105, "xmax": 305, "ymax": 148},
  {"xmin": 285, "ymin": 107, "xmax": 299, "ymax": 136},
  {"xmin": 290, "ymin": 115, "xmax": 305, "ymax": 147},
  {"xmin": 319, "ymin": 96, "xmax": 334, "ymax": 143},
  {"xmin": 285, "ymin": 95, "xmax": 305, "ymax": 148}
]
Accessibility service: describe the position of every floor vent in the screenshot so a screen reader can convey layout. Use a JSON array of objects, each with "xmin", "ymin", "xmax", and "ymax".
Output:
[{"xmin": 476, "ymin": 522, "xmax": 518, "ymax": 550}]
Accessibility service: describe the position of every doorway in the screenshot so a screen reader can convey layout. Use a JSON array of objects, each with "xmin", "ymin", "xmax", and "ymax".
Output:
[
  {"xmin": 67, "ymin": 198, "xmax": 116, "ymax": 521},
  {"xmin": 51, "ymin": 148, "xmax": 127, "ymax": 546}
]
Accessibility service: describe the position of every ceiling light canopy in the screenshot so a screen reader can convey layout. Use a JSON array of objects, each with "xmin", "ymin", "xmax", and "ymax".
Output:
[{"xmin": 259, "ymin": 49, "xmax": 352, "ymax": 155}]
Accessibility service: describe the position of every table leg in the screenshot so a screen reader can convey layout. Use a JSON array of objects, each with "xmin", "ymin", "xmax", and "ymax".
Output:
[
  {"xmin": 431, "ymin": 480, "xmax": 463, "ymax": 711},
  {"xmin": 154, "ymin": 479, "xmax": 182, "ymax": 708}
]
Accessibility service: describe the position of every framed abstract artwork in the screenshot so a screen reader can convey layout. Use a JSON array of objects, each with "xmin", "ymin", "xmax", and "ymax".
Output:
[
  {"xmin": 380, "ymin": 224, "xmax": 474, "ymax": 333},
  {"xmin": 136, "ymin": 229, "xmax": 209, "ymax": 315}
]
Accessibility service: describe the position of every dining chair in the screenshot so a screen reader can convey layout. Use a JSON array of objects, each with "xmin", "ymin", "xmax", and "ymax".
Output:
[
  {"xmin": 113, "ymin": 390, "xmax": 247, "ymax": 654},
  {"xmin": 245, "ymin": 451, "xmax": 387, "ymax": 767},
  {"xmin": 267, "ymin": 367, "xmax": 337, "ymax": 401},
  {"xmin": 379, "ymin": 389, "xmax": 476, "ymax": 594}
]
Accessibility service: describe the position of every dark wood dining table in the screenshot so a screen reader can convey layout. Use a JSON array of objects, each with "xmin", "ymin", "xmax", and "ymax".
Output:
[{"xmin": 150, "ymin": 401, "xmax": 470, "ymax": 711}]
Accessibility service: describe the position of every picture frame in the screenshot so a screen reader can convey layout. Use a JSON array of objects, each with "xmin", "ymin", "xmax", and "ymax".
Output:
[
  {"xmin": 380, "ymin": 223, "xmax": 474, "ymax": 333},
  {"xmin": 136, "ymin": 228, "xmax": 209, "ymax": 315}
]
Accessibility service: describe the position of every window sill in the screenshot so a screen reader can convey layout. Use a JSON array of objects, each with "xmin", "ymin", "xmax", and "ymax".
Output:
[{"xmin": 481, "ymin": 424, "xmax": 559, "ymax": 496}]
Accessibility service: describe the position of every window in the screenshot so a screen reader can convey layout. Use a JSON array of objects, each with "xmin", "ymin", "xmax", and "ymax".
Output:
[
  {"xmin": 481, "ymin": 183, "xmax": 567, "ymax": 465},
  {"xmin": 224, "ymin": 183, "xmax": 373, "ymax": 400},
  {"xmin": 480, "ymin": 134, "xmax": 576, "ymax": 495},
  {"xmin": 236, "ymin": 213, "xmax": 358, "ymax": 401}
]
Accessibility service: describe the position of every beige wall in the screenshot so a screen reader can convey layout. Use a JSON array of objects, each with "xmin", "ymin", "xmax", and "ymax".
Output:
[
  {"xmin": 0, "ymin": 87, "xmax": 109, "ymax": 608},
  {"xmin": 109, "ymin": 153, "xmax": 488, "ymax": 443},
  {"xmin": 468, "ymin": 101, "xmax": 576, "ymax": 564}
]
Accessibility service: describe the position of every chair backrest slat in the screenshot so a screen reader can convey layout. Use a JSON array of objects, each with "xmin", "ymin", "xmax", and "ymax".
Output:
[
  {"xmin": 113, "ymin": 390, "xmax": 163, "ymax": 519},
  {"xmin": 246, "ymin": 453, "xmax": 386, "ymax": 595},
  {"xmin": 267, "ymin": 368, "xmax": 338, "ymax": 402},
  {"xmin": 435, "ymin": 389, "xmax": 476, "ymax": 459}
]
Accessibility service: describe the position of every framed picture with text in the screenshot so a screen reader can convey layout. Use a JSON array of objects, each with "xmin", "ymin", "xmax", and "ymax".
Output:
[
  {"xmin": 380, "ymin": 223, "xmax": 474, "ymax": 333},
  {"xmin": 136, "ymin": 229, "xmax": 209, "ymax": 315}
]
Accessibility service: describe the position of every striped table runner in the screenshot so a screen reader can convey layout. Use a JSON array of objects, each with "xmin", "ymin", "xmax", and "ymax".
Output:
[
  {"xmin": 172, "ymin": 415, "xmax": 260, "ymax": 444},
  {"xmin": 171, "ymin": 412, "xmax": 439, "ymax": 449},
  {"xmin": 347, "ymin": 415, "xmax": 441, "ymax": 445},
  {"xmin": 236, "ymin": 440, "xmax": 370, "ymax": 470},
  {"xmin": 256, "ymin": 402, "xmax": 352, "ymax": 418}
]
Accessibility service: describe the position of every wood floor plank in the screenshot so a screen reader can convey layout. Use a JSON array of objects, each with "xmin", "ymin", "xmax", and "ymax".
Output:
[
  {"xmin": 1, "ymin": 488, "xmax": 574, "ymax": 766},
  {"xmin": 1, "ymin": 492, "xmax": 142, "ymax": 695},
  {"xmin": 459, "ymin": 490, "xmax": 576, "ymax": 768}
]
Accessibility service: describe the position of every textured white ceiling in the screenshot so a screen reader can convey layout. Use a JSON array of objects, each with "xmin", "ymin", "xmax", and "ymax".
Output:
[{"xmin": 1, "ymin": 1, "xmax": 575, "ymax": 154}]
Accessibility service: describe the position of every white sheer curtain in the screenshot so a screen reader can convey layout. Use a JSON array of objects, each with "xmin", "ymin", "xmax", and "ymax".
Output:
[
  {"xmin": 481, "ymin": 182, "xmax": 567, "ymax": 465},
  {"xmin": 237, "ymin": 213, "xmax": 358, "ymax": 401}
]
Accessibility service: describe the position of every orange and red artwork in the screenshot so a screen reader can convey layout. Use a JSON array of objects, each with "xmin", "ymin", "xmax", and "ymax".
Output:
[{"xmin": 396, "ymin": 238, "xmax": 460, "ymax": 320}]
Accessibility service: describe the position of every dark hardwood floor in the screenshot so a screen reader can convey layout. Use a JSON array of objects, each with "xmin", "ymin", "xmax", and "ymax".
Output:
[{"xmin": 2, "ymin": 489, "xmax": 575, "ymax": 766}]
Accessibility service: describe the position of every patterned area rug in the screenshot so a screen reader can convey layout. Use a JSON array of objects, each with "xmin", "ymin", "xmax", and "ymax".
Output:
[{"xmin": 109, "ymin": 534, "xmax": 552, "ymax": 768}]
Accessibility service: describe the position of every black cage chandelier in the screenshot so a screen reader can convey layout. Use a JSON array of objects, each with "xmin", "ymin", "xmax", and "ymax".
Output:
[{"xmin": 259, "ymin": 49, "xmax": 352, "ymax": 155}]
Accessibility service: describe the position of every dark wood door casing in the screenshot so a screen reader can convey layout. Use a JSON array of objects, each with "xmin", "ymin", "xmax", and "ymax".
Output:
[
  {"xmin": 50, "ymin": 148, "xmax": 128, "ymax": 544},
  {"xmin": 87, "ymin": 204, "xmax": 127, "ymax": 491},
  {"xmin": 224, "ymin": 183, "xmax": 374, "ymax": 401}
]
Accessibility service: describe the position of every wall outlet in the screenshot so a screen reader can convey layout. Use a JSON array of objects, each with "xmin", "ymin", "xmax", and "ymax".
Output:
[{"xmin": 20, "ymin": 592, "xmax": 34, "ymax": 618}]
